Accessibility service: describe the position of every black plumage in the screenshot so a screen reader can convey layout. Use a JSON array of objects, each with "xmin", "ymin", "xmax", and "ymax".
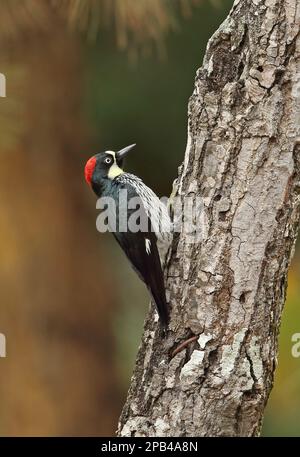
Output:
[{"xmin": 84, "ymin": 144, "xmax": 171, "ymax": 328}]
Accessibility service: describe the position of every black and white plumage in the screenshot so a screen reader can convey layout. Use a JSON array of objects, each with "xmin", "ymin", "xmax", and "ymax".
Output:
[{"xmin": 84, "ymin": 144, "xmax": 172, "ymax": 328}]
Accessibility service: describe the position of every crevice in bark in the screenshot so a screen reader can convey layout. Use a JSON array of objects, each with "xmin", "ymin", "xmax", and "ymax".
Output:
[{"xmin": 118, "ymin": 0, "xmax": 300, "ymax": 437}]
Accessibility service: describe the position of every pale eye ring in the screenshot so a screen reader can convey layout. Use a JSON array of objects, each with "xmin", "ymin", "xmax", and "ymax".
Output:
[{"xmin": 105, "ymin": 157, "xmax": 112, "ymax": 164}]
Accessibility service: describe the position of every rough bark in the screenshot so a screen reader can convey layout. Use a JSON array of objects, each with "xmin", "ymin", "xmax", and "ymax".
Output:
[{"xmin": 118, "ymin": 0, "xmax": 300, "ymax": 437}]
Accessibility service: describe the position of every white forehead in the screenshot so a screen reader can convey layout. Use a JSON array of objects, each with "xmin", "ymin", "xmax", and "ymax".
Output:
[{"xmin": 105, "ymin": 150, "xmax": 116, "ymax": 158}]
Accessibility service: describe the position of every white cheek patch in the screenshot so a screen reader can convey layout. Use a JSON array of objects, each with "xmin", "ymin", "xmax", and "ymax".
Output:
[
  {"xmin": 106, "ymin": 150, "xmax": 124, "ymax": 179},
  {"xmin": 108, "ymin": 163, "xmax": 124, "ymax": 179},
  {"xmin": 145, "ymin": 238, "xmax": 151, "ymax": 255}
]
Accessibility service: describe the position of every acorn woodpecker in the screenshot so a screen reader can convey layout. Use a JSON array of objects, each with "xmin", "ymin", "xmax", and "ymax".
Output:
[{"xmin": 84, "ymin": 144, "xmax": 171, "ymax": 328}]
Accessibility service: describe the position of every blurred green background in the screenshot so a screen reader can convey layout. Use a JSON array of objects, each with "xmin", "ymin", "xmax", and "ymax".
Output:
[{"xmin": 0, "ymin": 0, "xmax": 299, "ymax": 436}]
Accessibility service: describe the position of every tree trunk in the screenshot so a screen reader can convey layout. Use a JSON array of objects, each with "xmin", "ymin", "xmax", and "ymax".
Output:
[{"xmin": 118, "ymin": 0, "xmax": 300, "ymax": 437}]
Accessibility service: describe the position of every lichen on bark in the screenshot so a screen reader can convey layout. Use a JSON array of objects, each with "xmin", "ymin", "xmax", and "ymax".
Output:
[{"xmin": 118, "ymin": 0, "xmax": 300, "ymax": 437}]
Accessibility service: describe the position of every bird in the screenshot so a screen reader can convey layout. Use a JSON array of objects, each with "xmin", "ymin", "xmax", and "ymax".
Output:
[{"xmin": 84, "ymin": 144, "xmax": 171, "ymax": 329}]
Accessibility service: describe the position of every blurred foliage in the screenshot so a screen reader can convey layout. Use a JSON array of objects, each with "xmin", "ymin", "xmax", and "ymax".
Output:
[
  {"xmin": 52, "ymin": 0, "xmax": 202, "ymax": 52},
  {"xmin": 0, "ymin": 1, "xmax": 48, "ymax": 41},
  {"xmin": 0, "ymin": 0, "xmax": 299, "ymax": 437},
  {"xmin": 0, "ymin": 61, "xmax": 27, "ymax": 151},
  {"xmin": 263, "ymin": 250, "xmax": 300, "ymax": 436},
  {"xmin": 0, "ymin": 0, "xmax": 202, "ymax": 154}
]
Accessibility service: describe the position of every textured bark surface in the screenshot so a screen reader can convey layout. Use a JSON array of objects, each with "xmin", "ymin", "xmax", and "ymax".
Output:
[{"xmin": 118, "ymin": 0, "xmax": 300, "ymax": 437}]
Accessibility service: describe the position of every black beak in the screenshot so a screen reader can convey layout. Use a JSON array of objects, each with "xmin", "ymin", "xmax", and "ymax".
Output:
[{"xmin": 116, "ymin": 143, "xmax": 136, "ymax": 161}]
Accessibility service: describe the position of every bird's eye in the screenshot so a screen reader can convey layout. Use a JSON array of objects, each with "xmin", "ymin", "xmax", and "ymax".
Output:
[{"xmin": 104, "ymin": 157, "xmax": 112, "ymax": 164}]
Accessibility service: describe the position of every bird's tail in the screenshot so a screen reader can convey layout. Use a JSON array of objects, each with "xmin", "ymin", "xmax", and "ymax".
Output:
[{"xmin": 149, "ymin": 287, "xmax": 169, "ymax": 330}]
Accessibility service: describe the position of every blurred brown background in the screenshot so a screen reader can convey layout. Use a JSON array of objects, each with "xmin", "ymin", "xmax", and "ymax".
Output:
[{"xmin": 0, "ymin": 0, "xmax": 299, "ymax": 436}]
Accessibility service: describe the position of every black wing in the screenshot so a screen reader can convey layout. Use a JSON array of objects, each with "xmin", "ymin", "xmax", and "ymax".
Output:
[{"xmin": 113, "ymin": 222, "xmax": 169, "ymax": 328}]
